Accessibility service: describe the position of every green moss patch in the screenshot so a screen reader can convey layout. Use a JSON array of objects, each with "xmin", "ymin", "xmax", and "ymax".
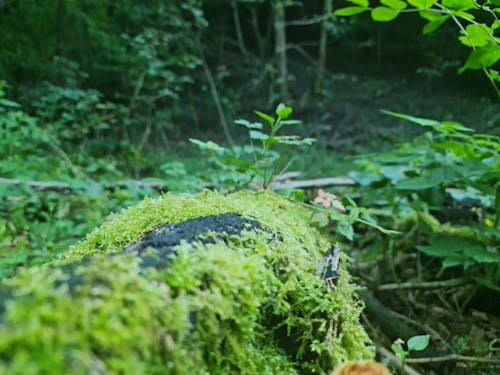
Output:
[{"xmin": 0, "ymin": 190, "xmax": 373, "ymax": 374}]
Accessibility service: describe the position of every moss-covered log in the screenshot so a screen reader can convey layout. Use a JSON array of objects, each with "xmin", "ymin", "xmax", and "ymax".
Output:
[{"xmin": 0, "ymin": 190, "xmax": 373, "ymax": 374}]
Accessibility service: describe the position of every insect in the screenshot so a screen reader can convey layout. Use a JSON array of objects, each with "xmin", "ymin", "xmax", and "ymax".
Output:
[{"xmin": 316, "ymin": 244, "xmax": 341, "ymax": 291}]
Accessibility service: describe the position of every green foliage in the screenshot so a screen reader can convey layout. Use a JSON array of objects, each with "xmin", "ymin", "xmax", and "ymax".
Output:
[
  {"xmin": 311, "ymin": 189, "xmax": 399, "ymax": 241},
  {"xmin": 391, "ymin": 334, "xmax": 430, "ymax": 368},
  {"xmin": 0, "ymin": 81, "xmax": 165, "ymax": 278},
  {"xmin": 334, "ymin": 0, "xmax": 500, "ymax": 97},
  {"xmin": 31, "ymin": 83, "xmax": 125, "ymax": 143},
  {"xmin": 191, "ymin": 103, "xmax": 315, "ymax": 190},
  {"xmin": 350, "ymin": 112, "xmax": 499, "ymax": 290}
]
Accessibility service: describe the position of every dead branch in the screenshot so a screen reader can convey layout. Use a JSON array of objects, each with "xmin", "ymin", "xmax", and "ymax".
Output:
[
  {"xmin": 406, "ymin": 354, "xmax": 500, "ymax": 365},
  {"xmin": 377, "ymin": 277, "xmax": 470, "ymax": 291},
  {"xmin": 1, "ymin": 173, "xmax": 356, "ymax": 194},
  {"xmin": 270, "ymin": 176, "xmax": 356, "ymax": 190},
  {"xmin": 0, "ymin": 177, "xmax": 166, "ymax": 193}
]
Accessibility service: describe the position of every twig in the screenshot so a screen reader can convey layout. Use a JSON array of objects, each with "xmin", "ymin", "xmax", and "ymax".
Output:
[
  {"xmin": 377, "ymin": 277, "xmax": 470, "ymax": 291},
  {"xmin": 46, "ymin": 136, "xmax": 88, "ymax": 179},
  {"xmin": 285, "ymin": 13, "xmax": 330, "ymax": 26},
  {"xmin": 406, "ymin": 354, "xmax": 500, "ymax": 365},
  {"xmin": 376, "ymin": 347, "xmax": 422, "ymax": 375},
  {"xmin": 273, "ymin": 171, "xmax": 301, "ymax": 181}
]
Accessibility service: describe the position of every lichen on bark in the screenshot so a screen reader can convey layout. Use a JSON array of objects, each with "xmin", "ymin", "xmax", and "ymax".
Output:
[{"xmin": 0, "ymin": 190, "xmax": 374, "ymax": 374}]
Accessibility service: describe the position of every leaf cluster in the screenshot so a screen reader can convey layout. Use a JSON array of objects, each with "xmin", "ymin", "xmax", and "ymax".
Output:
[
  {"xmin": 335, "ymin": 0, "xmax": 500, "ymax": 97},
  {"xmin": 190, "ymin": 103, "xmax": 315, "ymax": 190},
  {"xmin": 349, "ymin": 111, "xmax": 499, "ymax": 291}
]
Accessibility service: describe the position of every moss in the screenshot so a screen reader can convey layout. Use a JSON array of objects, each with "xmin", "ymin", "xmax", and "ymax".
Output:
[{"xmin": 0, "ymin": 190, "xmax": 374, "ymax": 374}]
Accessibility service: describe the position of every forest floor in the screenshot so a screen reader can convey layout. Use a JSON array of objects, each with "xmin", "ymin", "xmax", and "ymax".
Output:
[
  {"xmin": 1, "ymin": 72, "xmax": 498, "ymax": 374},
  {"xmin": 292, "ymin": 75, "xmax": 500, "ymax": 375}
]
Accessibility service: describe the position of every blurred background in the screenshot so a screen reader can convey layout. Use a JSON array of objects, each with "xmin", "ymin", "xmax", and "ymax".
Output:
[{"xmin": 0, "ymin": 1, "xmax": 498, "ymax": 373}]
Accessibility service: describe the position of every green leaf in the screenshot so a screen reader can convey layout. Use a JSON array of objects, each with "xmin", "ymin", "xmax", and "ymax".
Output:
[
  {"xmin": 0, "ymin": 98, "xmax": 20, "ymax": 108},
  {"xmin": 407, "ymin": 335, "xmax": 430, "ymax": 352},
  {"xmin": 249, "ymin": 130, "xmax": 269, "ymax": 140},
  {"xmin": 264, "ymin": 136, "xmax": 280, "ymax": 147},
  {"xmin": 348, "ymin": 170, "xmax": 385, "ymax": 186},
  {"xmin": 337, "ymin": 221, "xmax": 354, "ymax": 241},
  {"xmin": 189, "ymin": 138, "xmax": 226, "ymax": 153},
  {"xmin": 489, "ymin": 69, "xmax": 500, "ymax": 82},
  {"xmin": 417, "ymin": 236, "xmax": 495, "ymax": 268},
  {"xmin": 452, "ymin": 10, "xmax": 475, "ymax": 20},
  {"xmin": 396, "ymin": 167, "xmax": 459, "ymax": 190},
  {"xmin": 459, "ymin": 45, "xmax": 500, "ymax": 73},
  {"xmin": 463, "ymin": 245, "xmax": 500, "ymax": 263},
  {"xmin": 391, "ymin": 343, "xmax": 408, "ymax": 367},
  {"xmin": 380, "ymin": 165, "xmax": 409, "ymax": 182},
  {"xmin": 234, "ymin": 119, "xmax": 263, "ymax": 129},
  {"xmin": 346, "ymin": 0, "xmax": 369, "ymax": 6},
  {"xmin": 473, "ymin": 277, "xmax": 500, "ymax": 293},
  {"xmin": 419, "ymin": 9, "xmax": 441, "ymax": 21},
  {"xmin": 442, "ymin": 0, "xmax": 475, "ymax": 10},
  {"xmin": 381, "ymin": 110, "xmax": 441, "ymax": 128},
  {"xmin": 371, "ymin": 7, "xmax": 400, "ymax": 21},
  {"xmin": 395, "ymin": 175, "xmax": 440, "ymax": 190},
  {"xmin": 276, "ymin": 103, "xmax": 293, "ymax": 119},
  {"xmin": 442, "ymin": 256, "xmax": 465, "ymax": 268},
  {"xmin": 439, "ymin": 121, "xmax": 473, "ymax": 133},
  {"xmin": 254, "ymin": 110, "xmax": 275, "ymax": 125},
  {"xmin": 310, "ymin": 211, "xmax": 330, "ymax": 228},
  {"xmin": 334, "ymin": 6, "xmax": 368, "ymax": 16},
  {"xmin": 423, "ymin": 16, "xmax": 450, "ymax": 35},
  {"xmin": 275, "ymin": 135, "xmax": 315, "ymax": 146},
  {"xmin": 407, "ymin": 0, "xmax": 438, "ymax": 9},
  {"xmin": 381, "ymin": 0, "xmax": 408, "ymax": 10},
  {"xmin": 458, "ymin": 24, "xmax": 493, "ymax": 48}
]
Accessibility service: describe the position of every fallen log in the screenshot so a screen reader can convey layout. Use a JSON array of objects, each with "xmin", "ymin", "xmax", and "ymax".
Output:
[
  {"xmin": 270, "ymin": 176, "xmax": 357, "ymax": 190},
  {"xmin": 0, "ymin": 190, "xmax": 373, "ymax": 374},
  {"xmin": 0, "ymin": 174, "xmax": 357, "ymax": 195},
  {"xmin": 0, "ymin": 177, "xmax": 167, "ymax": 193}
]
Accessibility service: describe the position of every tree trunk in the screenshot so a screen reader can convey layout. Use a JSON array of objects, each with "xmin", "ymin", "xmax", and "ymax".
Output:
[
  {"xmin": 231, "ymin": 0, "xmax": 248, "ymax": 61},
  {"xmin": 314, "ymin": 0, "xmax": 333, "ymax": 95},
  {"xmin": 274, "ymin": 1, "xmax": 289, "ymax": 102}
]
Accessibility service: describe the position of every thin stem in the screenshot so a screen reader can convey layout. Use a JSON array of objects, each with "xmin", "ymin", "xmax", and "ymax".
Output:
[{"xmin": 196, "ymin": 38, "xmax": 235, "ymax": 146}]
